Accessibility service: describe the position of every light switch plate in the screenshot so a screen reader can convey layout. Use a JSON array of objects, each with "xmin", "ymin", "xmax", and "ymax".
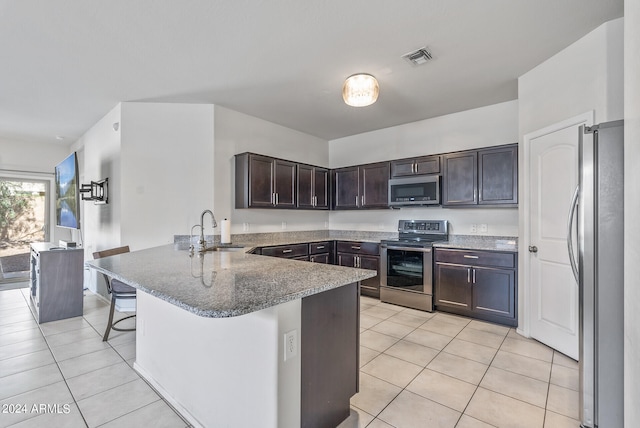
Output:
[{"xmin": 479, "ymin": 224, "xmax": 488, "ymax": 233}]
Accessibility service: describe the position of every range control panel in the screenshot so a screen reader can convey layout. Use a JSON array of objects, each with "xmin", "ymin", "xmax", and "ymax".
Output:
[{"xmin": 398, "ymin": 220, "xmax": 448, "ymax": 235}]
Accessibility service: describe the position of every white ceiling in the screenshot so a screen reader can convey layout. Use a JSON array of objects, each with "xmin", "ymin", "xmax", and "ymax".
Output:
[{"xmin": 0, "ymin": 0, "xmax": 623, "ymax": 145}]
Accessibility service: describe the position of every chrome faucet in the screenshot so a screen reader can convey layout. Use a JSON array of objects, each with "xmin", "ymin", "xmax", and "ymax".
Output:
[
  {"xmin": 198, "ymin": 209, "xmax": 217, "ymax": 250},
  {"xmin": 189, "ymin": 224, "xmax": 202, "ymax": 254}
]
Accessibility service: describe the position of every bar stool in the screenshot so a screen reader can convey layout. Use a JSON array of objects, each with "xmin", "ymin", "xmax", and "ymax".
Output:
[{"xmin": 93, "ymin": 246, "xmax": 136, "ymax": 341}]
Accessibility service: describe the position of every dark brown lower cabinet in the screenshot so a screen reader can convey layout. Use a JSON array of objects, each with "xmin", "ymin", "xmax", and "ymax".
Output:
[
  {"xmin": 301, "ymin": 282, "xmax": 359, "ymax": 428},
  {"xmin": 309, "ymin": 253, "xmax": 330, "ymax": 263},
  {"xmin": 435, "ymin": 248, "xmax": 517, "ymax": 326},
  {"xmin": 336, "ymin": 241, "xmax": 380, "ymax": 298}
]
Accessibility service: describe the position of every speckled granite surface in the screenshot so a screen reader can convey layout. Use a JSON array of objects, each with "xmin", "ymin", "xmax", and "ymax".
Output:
[
  {"xmin": 433, "ymin": 235, "xmax": 518, "ymax": 252},
  {"xmin": 86, "ymin": 244, "xmax": 376, "ymax": 318}
]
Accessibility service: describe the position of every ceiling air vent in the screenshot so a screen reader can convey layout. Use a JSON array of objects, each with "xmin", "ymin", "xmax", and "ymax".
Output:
[{"xmin": 402, "ymin": 47, "xmax": 433, "ymax": 66}]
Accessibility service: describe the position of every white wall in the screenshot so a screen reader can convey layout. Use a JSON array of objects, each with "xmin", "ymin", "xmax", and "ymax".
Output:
[
  {"xmin": 0, "ymin": 139, "xmax": 69, "ymax": 174},
  {"xmin": 72, "ymin": 104, "xmax": 122, "ymax": 261},
  {"xmin": 624, "ymin": 1, "xmax": 640, "ymax": 425},
  {"xmin": 214, "ymin": 105, "xmax": 330, "ymax": 234},
  {"xmin": 120, "ymin": 103, "xmax": 215, "ymax": 248},
  {"xmin": 518, "ymin": 18, "xmax": 624, "ymax": 137},
  {"xmin": 328, "ymin": 100, "xmax": 519, "ymax": 236},
  {"xmin": 71, "ymin": 104, "xmax": 122, "ymax": 295}
]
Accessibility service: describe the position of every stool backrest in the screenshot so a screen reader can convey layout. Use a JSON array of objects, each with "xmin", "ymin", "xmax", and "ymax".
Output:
[{"xmin": 93, "ymin": 245, "xmax": 130, "ymax": 260}]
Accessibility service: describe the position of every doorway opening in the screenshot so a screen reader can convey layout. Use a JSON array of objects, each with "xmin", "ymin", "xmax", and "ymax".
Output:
[{"xmin": 0, "ymin": 178, "xmax": 50, "ymax": 286}]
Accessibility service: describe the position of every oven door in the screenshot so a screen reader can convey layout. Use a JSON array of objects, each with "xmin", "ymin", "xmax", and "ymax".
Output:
[{"xmin": 380, "ymin": 245, "xmax": 432, "ymax": 294}]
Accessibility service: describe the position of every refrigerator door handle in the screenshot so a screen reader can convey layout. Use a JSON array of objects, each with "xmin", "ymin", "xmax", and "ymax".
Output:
[{"xmin": 567, "ymin": 185, "xmax": 580, "ymax": 283}]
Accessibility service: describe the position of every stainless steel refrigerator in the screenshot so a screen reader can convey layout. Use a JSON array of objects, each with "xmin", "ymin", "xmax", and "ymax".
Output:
[{"xmin": 568, "ymin": 120, "xmax": 624, "ymax": 428}]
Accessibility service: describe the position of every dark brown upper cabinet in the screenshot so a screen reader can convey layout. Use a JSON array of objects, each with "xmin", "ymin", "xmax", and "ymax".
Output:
[
  {"xmin": 333, "ymin": 162, "xmax": 390, "ymax": 210},
  {"xmin": 478, "ymin": 145, "xmax": 518, "ymax": 205},
  {"xmin": 390, "ymin": 155, "xmax": 440, "ymax": 178},
  {"xmin": 297, "ymin": 164, "xmax": 329, "ymax": 210},
  {"xmin": 442, "ymin": 144, "xmax": 517, "ymax": 207},
  {"xmin": 235, "ymin": 153, "xmax": 296, "ymax": 209}
]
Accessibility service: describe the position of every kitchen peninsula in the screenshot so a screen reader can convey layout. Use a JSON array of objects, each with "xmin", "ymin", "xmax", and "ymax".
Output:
[{"xmin": 87, "ymin": 244, "xmax": 376, "ymax": 428}]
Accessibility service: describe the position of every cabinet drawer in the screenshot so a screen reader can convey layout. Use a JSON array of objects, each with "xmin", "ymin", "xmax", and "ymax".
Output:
[
  {"xmin": 435, "ymin": 249, "xmax": 515, "ymax": 269},
  {"xmin": 261, "ymin": 243, "xmax": 309, "ymax": 258},
  {"xmin": 309, "ymin": 241, "xmax": 331, "ymax": 255},
  {"xmin": 336, "ymin": 241, "xmax": 379, "ymax": 256}
]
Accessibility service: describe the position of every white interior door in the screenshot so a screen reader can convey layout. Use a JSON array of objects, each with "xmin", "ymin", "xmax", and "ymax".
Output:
[{"xmin": 525, "ymin": 114, "xmax": 591, "ymax": 360}]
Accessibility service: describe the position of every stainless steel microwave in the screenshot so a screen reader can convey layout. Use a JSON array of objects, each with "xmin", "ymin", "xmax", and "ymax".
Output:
[{"xmin": 388, "ymin": 175, "xmax": 440, "ymax": 206}]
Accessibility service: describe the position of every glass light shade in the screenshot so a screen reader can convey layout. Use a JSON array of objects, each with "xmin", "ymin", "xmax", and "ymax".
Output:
[{"xmin": 342, "ymin": 74, "xmax": 379, "ymax": 107}]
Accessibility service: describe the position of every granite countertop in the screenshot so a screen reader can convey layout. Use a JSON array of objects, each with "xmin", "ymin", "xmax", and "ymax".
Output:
[
  {"xmin": 433, "ymin": 235, "xmax": 518, "ymax": 252},
  {"xmin": 86, "ymin": 244, "xmax": 376, "ymax": 318}
]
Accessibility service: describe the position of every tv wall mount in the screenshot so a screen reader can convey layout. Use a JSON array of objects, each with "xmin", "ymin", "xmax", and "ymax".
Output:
[{"xmin": 80, "ymin": 178, "xmax": 108, "ymax": 204}]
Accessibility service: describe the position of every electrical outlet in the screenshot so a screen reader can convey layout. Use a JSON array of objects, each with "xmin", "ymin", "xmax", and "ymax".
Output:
[
  {"xmin": 284, "ymin": 330, "xmax": 297, "ymax": 361},
  {"xmin": 470, "ymin": 224, "xmax": 477, "ymax": 233},
  {"xmin": 479, "ymin": 224, "xmax": 488, "ymax": 233}
]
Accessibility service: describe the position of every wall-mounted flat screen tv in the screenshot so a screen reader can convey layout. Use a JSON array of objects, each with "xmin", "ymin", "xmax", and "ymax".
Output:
[{"xmin": 55, "ymin": 152, "xmax": 81, "ymax": 229}]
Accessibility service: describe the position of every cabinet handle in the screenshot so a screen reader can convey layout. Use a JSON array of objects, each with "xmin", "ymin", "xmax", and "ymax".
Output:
[
  {"xmin": 355, "ymin": 195, "xmax": 358, "ymax": 206},
  {"xmin": 353, "ymin": 257, "xmax": 357, "ymax": 267},
  {"xmin": 276, "ymin": 193, "xmax": 279, "ymax": 205},
  {"xmin": 463, "ymin": 255, "xmax": 479, "ymax": 259},
  {"xmin": 411, "ymin": 163, "xmax": 415, "ymax": 174},
  {"xmin": 414, "ymin": 162, "xmax": 419, "ymax": 173},
  {"xmin": 361, "ymin": 195, "xmax": 364, "ymax": 206},
  {"xmin": 316, "ymin": 245, "xmax": 325, "ymax": 250},
  {"xmin": 351, "ymin": 246, "xmax": 361, "ymax": 250},
  {"xmin": 467, "ymin": 268, "xmax": 471, "ymax": 283},
  {"xmin": 282, "ymin": 249, "xmax": 293, "ymax": 254},
  {"xmin": 271, "ymin": 193, "xmax": 274, "ymax": 205},
  {"xmin": 357, "ymin": 256, "xmax": 361, "ymax": 268},
  {"xmin": 472, "ymin": 269, "xmax": 476, "ymax": 284}
]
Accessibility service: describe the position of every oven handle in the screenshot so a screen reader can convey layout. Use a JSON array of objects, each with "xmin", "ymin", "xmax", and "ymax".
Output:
[{"xmin": 380, "ymin": 244, "xmax": 432, "ymax": 253}]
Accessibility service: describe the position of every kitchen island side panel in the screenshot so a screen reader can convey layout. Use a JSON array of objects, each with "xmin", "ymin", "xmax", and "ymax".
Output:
[{"xmin": 134, "ymin": 291, "xmax": 301, "ymax": 428}]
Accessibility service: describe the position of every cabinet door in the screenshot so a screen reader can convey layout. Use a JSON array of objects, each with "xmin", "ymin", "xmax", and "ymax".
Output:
[
  {"xmin": 274, "ymin": 159, "xmax": 297, "ymax": 208},
  {"xmin": 336, "ymin": 253, "xmax": 357, "ymax": 267},
  {"xmin": 390, "ymin": 159, "xmax": 416, "ymax": 177},
  {"xmin": 360, "ymin": 162, "xmax": 390, "ymax": 208},
  {"xmin": 359, "ymin": 255, "xmax": 380, "ymax": 294},
  {"xmin": 435, "ymin": 263, "xmax": 472, "ymax": 310},
  {"xmin": 478, "ymin": 145, "xmax": 518, "ymax": 205},
  {"xmin": 309, "ymin": 253, "xmax": 330, "ymax": 264},
  {"xmin": 333, "ymin": 167, "xmax": 360, "ymax": 209},
  {"xmin": 248, "ymin": 154, "xmax": 275, "ymax": 207},
  {"xmin": 414, "ymin": 155, "xmax": 440, "ymax": 175},
  {"xmin": 472, "ymin": 267, "xmax": 516, "ymax": 321},
  {"xmin": 313, "ymin": 167, "xmax": 329, "ymax": 209},
  {"xmin": 297, "ymin": 164, "xmax": 314, "ymax": 209},
  {"xmin": 442, "ymin": 151, "xmax": 478, "ymax": 206}
]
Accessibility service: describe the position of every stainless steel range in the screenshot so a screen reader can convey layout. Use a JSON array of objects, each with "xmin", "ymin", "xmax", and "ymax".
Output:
[{"xmin": 380, "ymin": 220, "xmax": 449, "ymax": 312}]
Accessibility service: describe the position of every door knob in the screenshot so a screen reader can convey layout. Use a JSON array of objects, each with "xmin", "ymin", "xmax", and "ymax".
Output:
[{"xmin": 528, "ymin": 245, "xmax": 538, "ymax": 253}]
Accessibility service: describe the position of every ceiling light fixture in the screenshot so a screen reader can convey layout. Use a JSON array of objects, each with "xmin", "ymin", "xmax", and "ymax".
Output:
[{"xmin": 342, "ymin": 73, "xmax": 379, "ymax": 107}]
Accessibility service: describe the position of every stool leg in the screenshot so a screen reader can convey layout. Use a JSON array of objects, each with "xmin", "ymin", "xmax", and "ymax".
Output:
[{"xmin": 103, "ymin": 295, "xmax": 117, "ymax": 341}]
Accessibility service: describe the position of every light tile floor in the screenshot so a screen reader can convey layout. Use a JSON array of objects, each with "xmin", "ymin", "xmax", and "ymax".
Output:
[
  {"xmin": 0, "ymin": 288, "xmax": 580, "ymax": 428},
  {"xmin": 0, "ymin": 288, "xmax": 189, "ymax": 428},
  {"xmin": 338, "ymin": 296, "xmax": 581, "ymax": 428}
]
